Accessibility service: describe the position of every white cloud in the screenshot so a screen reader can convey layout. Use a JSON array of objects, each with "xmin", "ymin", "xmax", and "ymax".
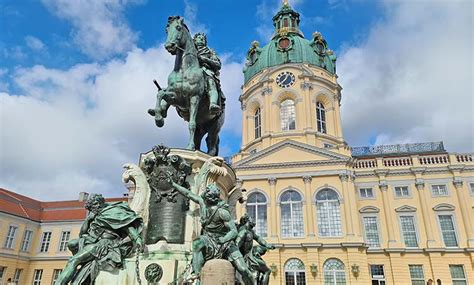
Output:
[
  {"xmin": 183, "ymin": 0, "xmax": 208, "ymax": 34},
  {"xmin": 0, "ymin": 42, "xmax": 244, "ymax": 200},
  {"xmin": 25, "ymin": 35, "xmax": 46, "ymax": 51},
  {"xmin": 338, "ymin": 0, "xmax": 473, "ymax": 152},
  {"xmin": 41, "ymin": 0, "xmax": 144, "ymax": 60}
]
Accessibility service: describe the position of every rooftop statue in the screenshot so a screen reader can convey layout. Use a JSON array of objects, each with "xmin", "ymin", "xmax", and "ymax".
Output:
[
  {"xmin": 310, "ymin": 31, "xmax": 336, "ymax": 74},
  {"xmin": 56, "ymin": 194, "xmax": 143, "ymax": 285},
  {"xmin": 170, "ymin": 181, "xmax": 255, "ymax": 285},
  {"xmin": 148, "ymin": 16, "xmax": 225, "ymax": 156}
]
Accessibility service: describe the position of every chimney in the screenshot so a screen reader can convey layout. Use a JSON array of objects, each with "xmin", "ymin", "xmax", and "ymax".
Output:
[{"xmin": 78, "ymin": 192, "xmax": 89, "ymax": 202}]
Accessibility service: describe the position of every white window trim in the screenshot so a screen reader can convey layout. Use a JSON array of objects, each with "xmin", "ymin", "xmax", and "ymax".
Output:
[
  {"xmin": 468, "ymin": 182, "xmax": 474, "ymax": 197},
  {"xmin": 361, "ymin": 213, "xmax": 382, "ymax": 248},
  {"xmin": 358, "ymin": 187, "xmax": 376, "ymax": 200},
  {"xmin": 408, "ymin": 264, "xmax": 425, "ymax": 285},
  {"xmin": 449, "ymin": 264, "xmax": 468, "ymax": 284},
  {"xmin": 20, "ymin": 229, "xmax": 34, "ymax": 252},
  {"xmin": 392, "ymin": 185, "xmax": 412, "ymax": 199},
  {"xmin": 397, "ymin": 214, "xmax": 420, "ymax": 248},
  {"xmin": 245, "ymin": 191, "xmax": 268, "ymax": 237},
  {"xmin": 57, "ymin": 229, "xmax": 72, "ymax": 252},
  {"xmin": 436, "ymin": 212, "xmax": 460, "ymax": 248},
  {"xmin": 279, "ymin": 190, "xmax": 305, "ymax": 239},
  {"xmin": 284, "ymin": 258, "xmax": 306, "ymax": 285},
  {"xmin": 4, "ymin": 223, "xmax": 19, "ymax": 249},
  {"xmin": 429, "ymin": 183, "xmax": 450, "ymax": 197},
  {"xmin": 370, "ymin": 264, "xmax": 386, "ymax": 284},
  {"xmin": 38, "ymin": 231, "xmax": 52, "ymax": 253}
]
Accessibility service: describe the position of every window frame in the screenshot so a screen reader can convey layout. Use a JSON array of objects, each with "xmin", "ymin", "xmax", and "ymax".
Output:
[
  {"xmin": 370, "ymin": 264, "xmax": 386, "ymax": 285},
  {"xmin": 436, "ymin": 213, "xmax": 459, "ymax": 248},
  {"xmin": 430, "ymin": 184, "xmax": 449, "ymax": 197},
  {"xmin": 469, "ymin": 182, "xmax": 474, "ymax": 196},
  {"xmin": 449, "ymin": 265, "xmax": 468, "ymax": 285},
  {"xmin": 52, "ymin": 269, "xmax": 63, "ymax": 285},
  {"xmin": 393, "ymin": 185, "xmax": 411, "ymax": 199},
  {"xmin": 39, "ymin": 231, "xmax": 52, "ymax": 253},
  {"xmin": 246, "ymin": 191, "xmax": 268, "ymax": 237},
  {"xmin": 33, "ymin": 269, "xmax": 43, "ymax": 285},
  {"xmin": 20, "ymin": 229, "xmax": 34, "ymax": 252},
  {"xmin": 323, "ymin": 258, "xmax": 346, "ymax": 285},
  {"xmin": 254, "ymin": 107, "xmax": 262, "ymax": 139},
  {"xmin": 284, "ymin": 258, "xmax": 306, "ymax": 285},
  {"xmin": 398, "ymin": 214, "xmax": 420, "ymax": 248},
  {"xmin": 280, "ymin": 99, "xmax": 296, "ymax": 131},
  {"xmin": 316, "ymin": 189, "xmax": 343, "ymax": 238},
  {"xmin": 58, "ymin": 230, "xmax": 71, "ymax": 252},
  {"xmin": 316, "ymin": 102, "xmax": 327, "ymax": 134},
  {"xmin": 4, "ymin": 224, "xmax": 18, "ymax": 249},
  {"xmin": 358, "ymin": 187, "xmax": 375, "ymax": 200},
  {"xmin": 361, "ymin": 214, "xmax": 382, "ymax": 248},
  {"xmin": 280, "ymin": 190, "xmax": 305, "ymax": 238},
  {"xmin": 0, "ymin": 266, "xmax": 5, "ymax": 283},
  {"xmin": 13, "ymin": 268, "xmax": 23, "ymax": 284},
  {"xmin": 409, "ymin": 265, "xmax": 425, "ymax": 285}
]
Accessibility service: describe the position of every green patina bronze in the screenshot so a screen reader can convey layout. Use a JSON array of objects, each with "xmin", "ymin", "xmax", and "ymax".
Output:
[
  {"xmin": 243, "ymin": 2, "xmax": 337, "ymax": 83},
  {"xmin": 170, "ymin": 181, "xmax": 255, "ymax": 285},
  {"xmin": 56, "ymin": 194, "xmax": 143, "ymax": 285},
  {"xmin": 142, "ymin": 145, "xmax": 191, "ymax": 244},
  {"xmin": 236, "ymin": 214, "xmax": 275, "ymax": 285},
  {"xmin": 148, "ymin": 16, "xmax": 225, "ymax": 156}
]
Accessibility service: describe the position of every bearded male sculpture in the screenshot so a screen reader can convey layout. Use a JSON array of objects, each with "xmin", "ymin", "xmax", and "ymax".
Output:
[{"xmin": 56, "ymin": 194, "xmax": 143, "ymax": 285}]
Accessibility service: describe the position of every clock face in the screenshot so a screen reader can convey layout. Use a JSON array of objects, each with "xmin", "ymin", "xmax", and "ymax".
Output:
[{"xmin": 276, "ymin": 71, "xmax": 295, "ymax": 88}]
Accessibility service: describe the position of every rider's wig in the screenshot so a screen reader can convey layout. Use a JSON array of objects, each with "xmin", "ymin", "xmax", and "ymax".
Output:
[{"xmin": 193, "ymin": 32, "xmax": 207, "ymax": 45}]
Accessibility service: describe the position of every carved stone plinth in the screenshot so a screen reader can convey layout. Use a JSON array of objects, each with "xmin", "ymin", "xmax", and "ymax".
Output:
[{"xmin": 201, "ymin": 259, "xmax": 235, "ymax": 285}]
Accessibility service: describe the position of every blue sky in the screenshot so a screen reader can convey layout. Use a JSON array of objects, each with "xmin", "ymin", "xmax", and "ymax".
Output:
[{"xmin": 1, "ymin": 0, "xmax": 472, "ymax": 200}]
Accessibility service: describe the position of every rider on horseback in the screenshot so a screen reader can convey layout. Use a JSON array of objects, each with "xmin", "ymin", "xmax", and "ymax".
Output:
[{"xmin": 193, "ymin": 33, "xmax": 224, "ymax": 114}]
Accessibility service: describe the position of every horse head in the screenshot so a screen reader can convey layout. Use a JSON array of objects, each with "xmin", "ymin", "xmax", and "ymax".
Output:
[{"xmin": 165, "ymin": 16, "xmax": 189, "ymax": 55}]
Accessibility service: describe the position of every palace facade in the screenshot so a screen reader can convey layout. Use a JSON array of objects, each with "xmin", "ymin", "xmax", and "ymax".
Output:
[
  {"xmin": 232, "ymin": 2, "xmax": 474, "ymax": 285},
  {"xmin": 1, "ymin": 2, "xmax": 473, "ymax": 285}
]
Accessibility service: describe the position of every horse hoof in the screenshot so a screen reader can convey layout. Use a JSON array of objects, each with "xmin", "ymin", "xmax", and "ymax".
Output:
[
  {"xmin": 155, "ymin": 119, "xmax": 164, "ymax": 127},
  {"xmin": 186, "ymin": 144, "xmax": 195, "ymax": 150},
  {"xmin": 147, "ymin": 109, "xmax": 156, "ymax": 116}
]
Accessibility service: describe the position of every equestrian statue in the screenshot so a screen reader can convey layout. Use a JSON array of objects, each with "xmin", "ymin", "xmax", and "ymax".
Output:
[{"xmin": 148, "ymin": 16, "xmax": 225, "ymax": 156}]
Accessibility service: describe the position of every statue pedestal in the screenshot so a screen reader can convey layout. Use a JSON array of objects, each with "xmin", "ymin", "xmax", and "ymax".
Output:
[
  {"xmin": 98, "ymin": 148, "xmax": 242, "ymax": 284},
  {"xmin": 201, "ymin": 259, "xmax": 235, "ymax": 285}
]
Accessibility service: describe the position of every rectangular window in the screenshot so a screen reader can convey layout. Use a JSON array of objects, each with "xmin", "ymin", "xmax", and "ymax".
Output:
[
  {"xmin": 20, "ymin": 230, "xmax": 33, "ymax": 251},
  {"xmin": 0, "ymin": 266, "xmax": 5, "ymax": 283},
  {"xmin": 59, "ymin": 231, "xmax": 71, "ymax": 252},
  {"xmin": 469, "ymin": 183, "xmax": 474, "ymax": 195},
  {"xmin": 13, "ymin": 268, "xmax": 22, "ymax": 284},
  {"xmin": 4, "ymin": 225, "xmax": 18, "ymax": 249},
  {"xmin": 52, "ymin": 269, "xmax": 62, "ymax": 285},
  {"xmin": 438, "ymin": 215, "xmax": 458, "ymax": 247},
  {"xmin": 431, "ymin": 184, "xmax": 448, "ymax": 196},
  {"xmin": 409, "ymin": 265, "xmax": 425, "ymax": 285},
  {"xmin": 394, "ymin": 186, "xmax": 410, "ymax": 198},
  {"xmin": 449, "ymin": 265, "xmax": 467, "ymax": 285},
  {"xmin": 370, "ymin": 265, "xmax": 386, "ymax": 285},
  {"xmin": 33, "ymin": 269, "xmax": 43, "ymax": 285},
  {"xmin": 400, "ymin": 215, "xmax": 418, "ymax": 247},
  {"xmin": 359, "ymin": 188, "xmax": 374, "ymax": 199},
  {"xmin": 363, "ymin": 216, "xmax": 381, "ymax": 248},
  {"xmin": 39, "ymin": 232, "xmax": 52, "ymax": 252}
]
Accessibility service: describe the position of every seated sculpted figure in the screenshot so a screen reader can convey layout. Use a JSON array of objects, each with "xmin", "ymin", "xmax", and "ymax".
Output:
[
  {"xmin": 56, "ymin": 194, "xmax": 143, "ymax": 285},
  {"xmin": 236, "ymin": 214, "xmax": 275, "ymax": 285},
  {"xmin": 170, "ymin": 181, "xmax": 255, "ymax": 285}
]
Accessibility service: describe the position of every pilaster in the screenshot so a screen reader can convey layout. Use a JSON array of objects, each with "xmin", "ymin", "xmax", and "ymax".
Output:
[
  {"xmin": 268, "ymin": 177, "xmax": 278, "ymax": 238},
  {"xmin": 302, "ymin": 175, "xmax": 315, "ymax": 237},
  {"xmin": 414, "ymin": 179, "xmax": 437, "ymax": 248}
]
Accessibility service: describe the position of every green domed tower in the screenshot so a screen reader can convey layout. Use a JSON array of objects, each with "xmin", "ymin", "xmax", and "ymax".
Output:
[{"xmin": 243, "ymin": 1, "xmax": 337, "ymax": 84}]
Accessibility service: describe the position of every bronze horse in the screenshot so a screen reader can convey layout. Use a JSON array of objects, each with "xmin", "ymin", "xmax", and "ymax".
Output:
[{"xmin": 148, "ymin": 16, "xmax": 225, "ymax": 156}]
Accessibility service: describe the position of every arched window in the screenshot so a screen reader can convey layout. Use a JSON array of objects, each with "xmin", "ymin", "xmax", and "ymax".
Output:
[
  {"xmin": 281, "ymin": 99, "xmax": 296, "ymax": 131},
  {"xmin": 323, "ymin": 259, "xmax": 346, "ymax": 285},
  {"xmin": 316, "ymin": 189, "xmax": 342, "ymax": 237},
  {"xmin": 316, "ymin": 102, "xmax": 326, "ymax": 133},
  {"xmin": 285, "ymin": 258, "xmax": 306, "ymax": 285},
  {"xmin": 246, "ymin": 192, "xmax": 267, "ymax": 237},
  {"xmin": 280, "ymin": 190, "xmax": 304, "ymax": 237},
  {"xmin": 254, "ymin": 108, "xmax": 261, "ymax": 139}
]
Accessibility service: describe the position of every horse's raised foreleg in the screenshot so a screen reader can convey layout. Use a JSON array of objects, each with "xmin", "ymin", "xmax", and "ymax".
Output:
[
  {"xmin": 148, "ymin": 90, "xmax": 167, "ymax": 127},
  {"xmin": 186, "ymin": 95, "xmax": 199, "ymax": 150}
]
